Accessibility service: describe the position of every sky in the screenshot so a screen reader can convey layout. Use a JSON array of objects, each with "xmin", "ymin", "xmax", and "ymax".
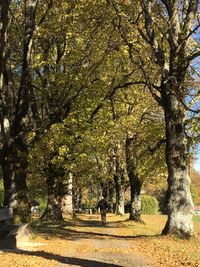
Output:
[{"xmin": 194, "ymin": 157, "xmax": 200, "ymax": 172}]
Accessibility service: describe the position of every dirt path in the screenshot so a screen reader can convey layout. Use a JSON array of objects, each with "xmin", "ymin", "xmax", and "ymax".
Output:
[
  {"xmin": 1, "ymin": 214, "xmax": 200, "ymax": 267},
  {"xmin": 16, "ymin": 216, "xmax": 159, "ymax": 267},
  {"xmin": 57, "ymin": 237, "xmax": 155, "ymax": 267}
]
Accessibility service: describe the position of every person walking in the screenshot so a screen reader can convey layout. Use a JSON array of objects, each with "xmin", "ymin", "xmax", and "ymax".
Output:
[{"xmin": 97, "ymin": 198, "xmax": 108, "ymax": 226}]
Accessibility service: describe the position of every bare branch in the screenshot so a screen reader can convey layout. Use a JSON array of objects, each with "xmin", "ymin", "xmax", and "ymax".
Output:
[
  {"xmin": 182, "ymin": 0, "xmax": 199, "ymax": 38},
  {"xmin": 189, "ymin": 64, "xmax": 200, "ymax": 78},
  {"xmin": 146, "ymin": 139, "xmax": 166, "ymax": 154},
  {"xmin": 37, "ymin": 0, "xmax": 53, "ymax": 28},
  {"xmin": 139, "ymin": 0, "xmax": 165, "ymax": 67},
  {"xmin": 137, "ymin": 56, "xmax": 163, "ymax": 106},
  {"xmin": 160, "ymin": 0, "xmax": 171, "ymax": 16},
  {"xmin": 88, "ymin": 80, "xmax": 146, "ymax": 123},
  {"xmin": 188, "ymin": 50, "xmax": 200, "ymax": 61},
  {"xmin": 139, "ymin": 138, "xmax": 166, "ymax": 158}
]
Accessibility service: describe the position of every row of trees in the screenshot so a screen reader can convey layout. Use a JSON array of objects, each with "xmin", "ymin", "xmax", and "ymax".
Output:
[{"xmin": 0, "ymin": 0, "xmax": 199, "ymax": 238}]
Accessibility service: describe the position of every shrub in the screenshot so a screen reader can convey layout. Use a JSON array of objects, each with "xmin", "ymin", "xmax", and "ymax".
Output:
[
  {"xmin": 142, "ymin": 195, "xmax": 158, "ymax": 214},
  {"xmin": 38, "ymin": 198, "xmax": 47, "ymax": 213}
]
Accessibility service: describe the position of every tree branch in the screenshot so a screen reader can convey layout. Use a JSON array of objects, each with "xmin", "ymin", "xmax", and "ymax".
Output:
[
  {"xmin": 139, "ymin": 0, "xmax": 165, "ymax": 67},
  {"xmin": 88, "ymin": 80, "xmax": 146, "ymax": 123},
  {"xmin": 188, "ymin": 50, "xmax": 200, "ymax": 61},
  {"xmin": 139, "ymin": 138, "xmax": 166, "ymax": 158}
]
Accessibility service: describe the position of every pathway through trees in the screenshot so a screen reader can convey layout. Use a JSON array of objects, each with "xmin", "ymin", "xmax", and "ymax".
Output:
[
  {"xmin": 1, "ymin": 214, "xmax": 200, "ymax": 267},
  {"xmin": 20, "ymin": 214, "xmax": 159, "ymax": 267},
  {"xmin": 57, "ymin": 224, "xmax": 155, "ymax": 267}
]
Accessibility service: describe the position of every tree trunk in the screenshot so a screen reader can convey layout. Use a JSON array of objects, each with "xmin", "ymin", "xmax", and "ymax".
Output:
[
  {"xmin": 129, "ymin": 180, "xmax": 142, "ymax": 221},
  {"xmin": 61, "ymin": 172, "xmax": 73, "ymax": 217},
  {"xmin": 12, "ymin": 137, "xmax": 30, "ymax": 223},
  {"xmin": 1, "ymin": 137, "xmax": 30, "ymax": 223},
  {"xmin": 108, "ymin": 181, "xmax": 114, "ymax": 213},
  {"xmin": 136, "ymin": 0, "xmax": 198, "ymax": 238},
  {"xmin": 112, "ymin": 145, "xmax": 125, "ymax": 215},
  {"xmin": 41, "ymin": 180, "xmax": 62, "ymax": 221},
  {"xmin": 0, "ymin": 0, "xmax": 37, "ymax": 222},
  {"xmin": 73, "ymin": 188, "xmax": 82, "ymax": 212},
  {"xmin": 1, "ymin": 130, "xmax": 31, "ymax": 224},
  {"xmin": 0, "ymin": 1, "xmax": 11, "ymax": 205},
  {"xmin": 125, "ymin": 135, "xmax": 143, "ymax": 222},
  {"xmin": 162, "ymin": 92, "xmax": 194, "ymax": 238},
  {"xmin": 114, "ymin": 171, "xmax": 125, "ymax": 215},
  {"xmin": 2, "ymin": 151, "xmax": 15, "ymax": 208},
  {"xmin": 41, "ymin": 165, "xmax": 63, "ymax": 221},
  {"xmin": 0, "ymin": 1, "xmax": 10, "ymax": 91},
  {"xmin": 99, "ymin": 181, "xmax": 108, "ymax": 199}
]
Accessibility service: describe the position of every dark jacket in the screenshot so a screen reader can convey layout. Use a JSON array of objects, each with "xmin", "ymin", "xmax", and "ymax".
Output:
[{"xmin": 97, "ymin": 199, "xmax": 108, "ymax": 210}]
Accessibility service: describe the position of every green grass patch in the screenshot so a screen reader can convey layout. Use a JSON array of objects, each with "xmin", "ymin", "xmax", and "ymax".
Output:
[{"xmin": 193, "ymin": 215, "xmax": 200, "ymax": 222}]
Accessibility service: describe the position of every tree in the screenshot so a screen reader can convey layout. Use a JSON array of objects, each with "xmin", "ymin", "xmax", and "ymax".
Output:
[
  {"xmin": 0, "ymin": 0, "xmax": 40, "ymax": 222},
  {"xmin": 125, "ymin": 111, "xmax": 165, "ymax": 221},
  {"xmin": 139, "ymin": 0, "xmax": 200, "ymax": 238},
  {"xmin": 109, "ymin": 86, "xmax": 166, "ymax": 221},
  {"xmin": 0, "ymin": 0, "xmax": 11, "ymax": 207},
  {"xmin": 108, "ymin": 0, "xmax": 199, "ymax": 237},
  {"xmin": 0, "ymin": 0, "xmax": 118, "ymax": 221},
  {"xmin": 29, "ymin": 0, "xmax": 123, "ymax": 220}
]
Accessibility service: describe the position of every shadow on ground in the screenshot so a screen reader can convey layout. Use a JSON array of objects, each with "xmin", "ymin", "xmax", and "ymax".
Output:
[
  {"xmin": 31, "ymin": 216, "xmax": 160, "ymax": 241},
  {"xmin": 6, "ymin": 249, "xmax": 122, "ymax": 267}
]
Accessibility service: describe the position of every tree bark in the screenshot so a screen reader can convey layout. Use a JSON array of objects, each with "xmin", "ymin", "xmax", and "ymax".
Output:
[
  {"xmin": 61, "ymin": 172, "xmax": 73, "ymax": 217},
  {"xmin": 125, "ymin": 135, "xmax": 143, "ymax": 222},
  {"xmin": 0, "ymin": 1, "xmax": 30, "ymax": 222},
  {"xmin": 12, "ymin": 136, "xmax": 30, "ymax": 223},
  {"xmin": 114, "ymin": 170, "xmax": 125, "ymax": 215},
  {"xmin": 41, "ymin": 165, "xmax": 63, "ymax": 221},
  {"xmin": 162, "ymin": 91, "xmax": 194, "ymax": 238},
  {"xmin": 2, "ymin": 150, "xmax": 15, "ymax": 208},
  {"xmin": 99, "ymin": 181, "xmax": 108, "ymax": 199},
  {"xmin": 0, "ymin": 1, "xmax": 11, "ymax": 191},
  {"xmin": 73, "ymin": 188, "xmax": 82, "ymax": 213},
  {"xmin": 129, "ymin": 180, "xmax": 142, "ymax": 221},
  {"xmin": 111, "ymin": 145, "xmax": 125, "ymax": 215},
  {"xmin": 1, "ymin": 129, "xmax": 31, "ymax": 223},
  {"xmin": 0, "ymin": 0, "xmax": 10, "ymax": 87},
  {"xmin": 0, "ymin": 0, "xmax": 37, "ymax": 222},
  {"xmin": 108, "ymin": 181, "xmax": 114, "ymax": 213},
  {"xmin": 136, "ymin": 0, "xmax": 198, "ymax": 238}
]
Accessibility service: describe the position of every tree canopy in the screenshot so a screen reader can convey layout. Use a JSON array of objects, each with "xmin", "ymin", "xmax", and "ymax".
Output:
[{"xmin": 0, "ymin": 0, "xmax": 199, "ymax": 238}]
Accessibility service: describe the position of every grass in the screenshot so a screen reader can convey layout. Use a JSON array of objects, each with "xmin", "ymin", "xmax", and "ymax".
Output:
[
  {"xmin": 0, "ymin": 214, "xmax": 200, "ymax": 267},
  {"xmin": 33, "ymin": 213, "xmax": 200, "ymax": 266},
  {"xmin": 119, "ymin": 214, "xmax": 200, "ymax": 267},
  {"xmin": 193, "ymin": 215, "xmax": 200, "ymax": 222}
]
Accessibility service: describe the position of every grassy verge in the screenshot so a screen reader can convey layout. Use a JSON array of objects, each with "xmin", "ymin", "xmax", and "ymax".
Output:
[
  {"xmin": 193, "ymin": 215, "xmax": 200, "ymax": 222},
  {"xmin": 0, "ymin": 214, "xmax": 199, "ymax": 267}
]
